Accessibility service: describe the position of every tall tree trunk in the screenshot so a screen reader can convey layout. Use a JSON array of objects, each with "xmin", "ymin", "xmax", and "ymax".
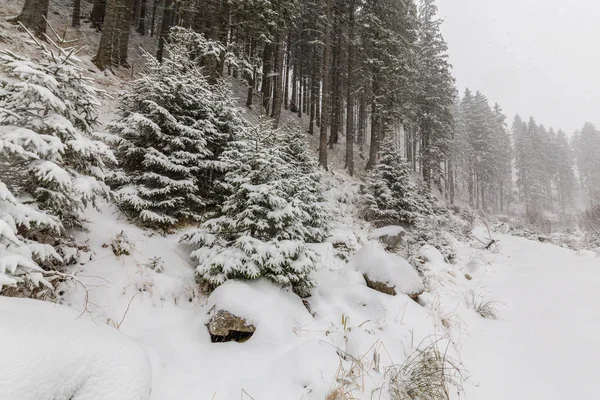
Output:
[
  {"xmin": 261, "ymin": 43, "xmax": 274, "ymax": 114},
  {"xmin": 448, "ymin": 158, "xmax": 455, "ymax": 205},
  {"xmin": 345, "ymin": 0, "xmax": 355, "ymax": 176},
  {"xmin": 149, "ymin": 0, "xmax": 158, "ymax": 36},
  {"xmin": 94, "ymin": 0, "xmax": 133, "ymax": 70},
  {"xmin": 155, "ymin": 0, "xmax": 172, "ymax": 63},
  {"xmin": 118, "ymin": 0, "xmax": 133, "ymax": 65},
  {"xmin": 12, "ymin": 0, "xmax": 49, "ymax": 37},
  {"xmin": 422, "ymin": 132, "xmax": 431, "ymax": 185},
  {"xmin": 329, "ymin": 9, "xmax": 343, "ymax": 149},
  {"xmin": 500, "ymin": 181, "xmax": 504, "ymax": 212},
  {"xmin": 283, "ymin": 34, "xmax": 292, "ymax": 110},
  {"xmin": 303, "ymin": 77, "xmax": 309, "ymax": 115},
  {"xmin": 290, "ymin": 59, "xmax": 297, "ymax": 112},
  {"xmin": 357, "ymin": 92, "xmax": 366, "ymax": 151},
  {"xmin": 90, "ymin": 0, "xmax": 107, "ymax": 29},
  {"xmin": 316, "ymin": 82, "xmax": 321, "ymax": 127},
  {"xmin": 319, "ymin": 0, "xmax": 332, "ymax": 170},
  {"xmin": 246, "ymin": 65, "xmax": 256, "ymax": 108},
  {"xmin": 366, "ymin": 73, "xmax": 380, "ymax": 170},
  {"xmin": 72, "ymin": 0, "xmax": 81, "ymax": 27},
  {"xmin": 297, "ymin": 77, "xmax": 303, "ymax": 118},
  {"xmin": 308, "ymin": 46, "xmax": 318, "ymax": 136},
  {"xmin": 272, "ymin": 36, "xmax": 286, "ymax": 128},
  {"xmin": 412, "ymin": 130, "xmax": 418, "ymax": 171},
  {"xmin": 131, "ymin": 0, "xmax": 140, "ymax": 24},
  {"xmin": 136, "ymin": 0, "xmax": 147, "ymax": 34},
  {"xmin": 481, "ymin": 185, "xmax": 485, "ymax": 211}
]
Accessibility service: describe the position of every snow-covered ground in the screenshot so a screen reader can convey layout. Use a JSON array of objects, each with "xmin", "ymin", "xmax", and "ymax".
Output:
[
  {"xmin": 0, "ymin": 296, "xmax": 151, "ymax": 400},
  {"xmin": 457, "ymin": 231, "xmax": 600, "ymax": 399},
  {"xmin": 5, "ymin": 195, "xmax": 600, "ymax": 399}
]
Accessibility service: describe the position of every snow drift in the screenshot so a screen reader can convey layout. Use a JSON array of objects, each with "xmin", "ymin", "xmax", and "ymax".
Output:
[{"xmin": 0, "ymin": 297, "xmax": 151, "ymax": 400}]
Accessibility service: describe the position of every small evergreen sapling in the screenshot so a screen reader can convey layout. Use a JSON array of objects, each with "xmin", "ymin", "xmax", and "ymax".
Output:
[
  {"xmin": 362, "ymin": 136, "xmax": 433, "ymax": 227},
  {"xmin": 182, "ymin": 120, "xmax": 330, "ymax": 294}
]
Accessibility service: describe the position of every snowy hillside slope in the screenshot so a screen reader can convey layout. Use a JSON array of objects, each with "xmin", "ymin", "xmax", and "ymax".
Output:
[{"xmin": 52, "ymin": 181, "xmax": 468, "ymax": 400}]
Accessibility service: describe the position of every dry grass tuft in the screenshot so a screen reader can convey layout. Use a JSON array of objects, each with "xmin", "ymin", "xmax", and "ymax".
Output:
[
  {"xmin": 464, "ymin": 289, "xmax": 500, "ymax": 319},
  {"xmin": 389, "ymin": 339, "xmax": 466, "ymax": 400}
]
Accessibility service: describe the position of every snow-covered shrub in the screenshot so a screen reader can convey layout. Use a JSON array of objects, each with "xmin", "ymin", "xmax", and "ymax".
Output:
[
  {"xmin": 146, "ymin": 256, "xmax": 164, "ymax": 272},
  {"xmin": 182, "ymin": 120, "xmax": 330, "ymax": 295},
  {"xmin": 108, "ymin": 230, "xmax": 134, "ymax": 257},
  {"xmin": 412, "ymin": 217, "xmax": 457, "ymax": 263},
  {"xmin": 0, "ymin": 181, "xmax": 61, "ymax": 293},
  {"xmin": 361, "ymin": 137, "xmax": 439, "ymax": 228},
  {"xmin": 109, "ymin": 41, "xmax": 245, "ymax": 229},
  {"xmin": 0, "ymin": 47, "xmax": 114, "ymax": 228}
]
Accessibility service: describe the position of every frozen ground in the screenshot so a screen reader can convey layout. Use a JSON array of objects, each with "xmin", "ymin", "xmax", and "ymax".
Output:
[{"xmin": 457, "ymin": 230, "xmax": 600, "ymax": 400}]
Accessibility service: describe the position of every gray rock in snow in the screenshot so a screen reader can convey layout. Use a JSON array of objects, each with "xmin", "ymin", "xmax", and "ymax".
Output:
[{"xmin": 207, "ymin": 310, "xmax": 256, "ymax": 343}]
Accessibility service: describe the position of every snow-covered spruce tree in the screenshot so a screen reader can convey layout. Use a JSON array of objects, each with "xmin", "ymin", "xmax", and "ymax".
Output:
[
  {"xmin": 362, "ymin": 136, "xmax": 434, "ymax": 227},
  {"xmin": 415, "ymin": 0, "xmax": 456, "ymax": 187},
  {"xmin": 0, "ymin": 179, "xmax": 61, "ymax": 293},
  {"xmin": 0, "ymin": 44, "xmax": 114, "ymax": 229},
  {"xmin": 182, "ymin": 119, "xmax": 330, "ymax": 295},
  {"xmin": 278, "ymin": 121, "xmax": 331, "ymax": 243},
  {"xmin": 109, "ymin": 35, "xmax": 246, "ymax": 229}
]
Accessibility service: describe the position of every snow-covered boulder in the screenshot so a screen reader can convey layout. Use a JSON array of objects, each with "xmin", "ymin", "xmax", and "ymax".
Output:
[
  {"xmin": 348, "ymin": 242, "xmax": 424, "ymax": 299},
  {"xmin": 419, "ymin": 245, "xmax": 446, "ymax": 266},
  {"xmin": 205, "ymin": 279, "xmax": 313, "ymax": 344},
  {"xmin": 0, "ymin": 297, "xmax": 151, "ymax": 400},
  {"xmin": 368, "ymin": 225, "xmax": 407, "ymax": 250}
]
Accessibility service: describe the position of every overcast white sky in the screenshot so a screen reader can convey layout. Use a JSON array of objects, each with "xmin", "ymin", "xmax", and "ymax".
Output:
[{"xmin": 437, "ymin": 0, "xmax": 600, "ymax": 134}]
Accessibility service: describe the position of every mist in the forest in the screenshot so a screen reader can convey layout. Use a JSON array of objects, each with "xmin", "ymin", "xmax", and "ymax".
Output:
[{"xmin": 439, "ymin": 0, "xmax": 600, "ymax": 133}]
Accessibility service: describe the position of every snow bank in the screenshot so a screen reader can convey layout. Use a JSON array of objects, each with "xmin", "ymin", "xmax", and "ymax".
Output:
[
  {"xmin": 348, "ymin": 242, "xmax": 424, "ymax": 297},
  {"xmin": 0, "ymin": 297, "xmax": 151, "ymax": 400}
]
